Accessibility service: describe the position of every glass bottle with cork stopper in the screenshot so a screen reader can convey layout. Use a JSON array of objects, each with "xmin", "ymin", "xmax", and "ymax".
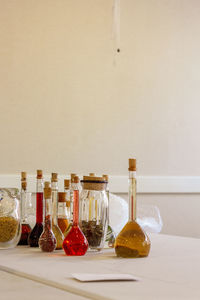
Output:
[
  {"xmin": 18, "ymin": 172, "xmax": 31, "ymax": 245},
  {"xmin": 57, "ymin": 192, "xmax": 70, "ymax": 234},
  {"xmin": 51, "ymin": 174, "xmax": 64, "ymax": 249},
  {"xmin": 69, "ymin": 173, "xmax": 76, "ymax": 224},
  {"xmin": 63, "ymin": 176, "xmax": 88, "ymax": 256},
  {"xmin": 39, "ymin": 185, "xmax": 56, "ymax": 252},
  {"xmin": 28, "ymin": 170, "xmax": 44, "ymax": 247},
  {"xmin": 79, "ymin": 176, "xmax": 108, "ymax": 251},
  {"xmin": 114, "ymin": 159, "xmax": 151, "ymax": 258},
  {"xmin": 103, "ymin": 174, "xmax": 116, "ymax": 248}
]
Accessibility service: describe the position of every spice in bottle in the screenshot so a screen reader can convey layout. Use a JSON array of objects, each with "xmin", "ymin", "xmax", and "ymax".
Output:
[
  {"xmin": 114, "ymin": 159, "xmax": 151, "ymax": 258},
  {"xmin": 18, "ymin": 172, "xmax": 32, "ymax": 245},
  {"xmin": 39, "ymin": 185, "xmax": 56, "ymax": 252},
  {"xmin": 57, "ymin": 192, "xmax": 70, "ymax": 234},
  {"xmin": 28, "ymin": 170, "xmax": 44, "ymax": 247},
  {"xmin": 63, "ymin": 176, "xmax": 88, "ymax": 256},
  {"xmin": 51, "ymin": 174, "xmax": 64, "ymax": 249}
]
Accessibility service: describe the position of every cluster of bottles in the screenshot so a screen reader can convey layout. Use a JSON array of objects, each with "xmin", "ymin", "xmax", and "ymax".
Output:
[
  {"xmin": 18, "ymin": 159, "xmax": 151, "ymax": 258},
  {"xmin": 18, "ymin": 171, "xmax": 115, "ymax": 255}
]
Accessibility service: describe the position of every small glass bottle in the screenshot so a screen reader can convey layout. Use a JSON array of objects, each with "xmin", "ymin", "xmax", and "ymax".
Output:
[
  {"xmin": 103, "ymin": 175, "xmax": 116, "ymax": 248},
  {"xmin": 114, "ymin": 159, "xmax": 151, "ymax": 258},
  {"xmin": 39, "ymin": 185, "xmax": 56, "ymax": 252},
  {"xmin": 57, "ymin": 192, "xmax": 70, "ymax": 234},
  {"xmin": 51, "ymin": 173, "xmax": 64, "ymax": 250},
  {"xmin": 18, "ymin": 172, "xmax": 31, "ymax": 245},
  {"xmin": 28, "ymin": 170, "xmax": 44, "ymax": 247},
  {"xmin": 63, "ymin": 176, "xmax": 88, "ymax": 256}
]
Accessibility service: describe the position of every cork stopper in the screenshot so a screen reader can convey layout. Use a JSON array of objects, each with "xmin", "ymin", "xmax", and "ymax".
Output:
[
  {"xmin": 128, "ymin": 158, "xmax": 136, "ymax": 171},
  {"xmin": 37, "ymin": 170, "xmax": 43, "ymax": 179},
  {"xmin": 102, "ymin": 174, "xmax": 109, "ymax": 182},
  {"xmin": 58, "ymin": 192, "xmax": 67, "ymax": 202},
  {"xmin": 74, "ymin": 176, "xmax": 79, "ymax": 184},
  {"xmin": 44, "ymin": 181, "xmax": 51, "ymax": 188},
  {"xmin": 51, "ymin": 173, "xmax": 58, "ymax": 182},
  {"xmin": 89, "ymin": 173, "xmax": 95, "ymax": 176},
  {"xmin": 44, "ymin": 187, "xmax": 52, "ymax": 199},
  {"xmin": 71, "ymin": 173, "xmax": 76, "ymax": 183},
  {"xmin": 64, "ymin": 179, "xmax": 70, "ymax": 190},
  {"xmin": 81, "ymin": 176, "xmax": 107, "ymax": 191},
  {"xmin": 21, "ymin": 172, "xmax": 27, "ymax": 181},
  {"xmin": 21, "ymin": 181, "xmax": 27, "ymax": 191}
]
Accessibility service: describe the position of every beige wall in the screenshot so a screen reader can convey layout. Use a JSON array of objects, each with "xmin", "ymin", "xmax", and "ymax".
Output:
[{"xmin": 1, "ymin": 0, "xmax": 200, "ymax": 176}]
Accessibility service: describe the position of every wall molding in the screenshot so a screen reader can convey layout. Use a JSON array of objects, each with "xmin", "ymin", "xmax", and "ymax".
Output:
[{"xmin": 0, "ymin": 175, "xmax": 200, "ymax": 194}]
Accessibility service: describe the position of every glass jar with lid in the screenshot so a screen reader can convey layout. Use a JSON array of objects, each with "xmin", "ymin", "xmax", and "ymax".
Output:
[
  {"xmin": 79, "ymin": 176, "xmax": 108, "ymax": 251},
  {"xmin": 0, "ymin": 188, "xmax": 21, "ymax": 249}
]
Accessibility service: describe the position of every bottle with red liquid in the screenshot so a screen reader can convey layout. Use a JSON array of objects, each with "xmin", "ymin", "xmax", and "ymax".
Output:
[
  {"xmin": 28, "ymin": 170, "xmax": 44, "ymax": 247},
  {"xmin": 63, "ymin": 176, "xmax": 88, "ymax": 256},
  {"xmin": 39, "ymin": 184, "xmax": 56, "ymax": 252},
  {"xmin": 18, "ymin": 172, "xmax": 31, "ymax": 245}
]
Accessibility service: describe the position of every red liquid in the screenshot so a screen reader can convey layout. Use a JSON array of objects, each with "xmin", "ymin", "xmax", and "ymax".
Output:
[
  {"xmin": 63, "ymin": 190, "xmax": 88, "ymax": 256},
  {"xmin": 63, "ymin": 225, "xmax": 88, "ymax": 256},
  {"xmin": 18, "ymin": 223, "xmax": 31, "ymax": 245},
  {"xmin": 39, "ymin": 216, "xmax": 56, "ymax": 252},
  {"xmin": 36, "ymin": 192, "xmax": 43, "ymax": 223}
]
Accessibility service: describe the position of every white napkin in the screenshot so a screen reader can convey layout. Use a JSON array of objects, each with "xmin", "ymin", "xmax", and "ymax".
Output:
[{"xmin": 72, "ymin": 273, "xmax": 140, "ymax": 282}]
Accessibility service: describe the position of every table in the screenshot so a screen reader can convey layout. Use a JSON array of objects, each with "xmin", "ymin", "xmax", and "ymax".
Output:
[{"xmin": 0, "ymin": 234, "xmax": 200, "ymax": 300}]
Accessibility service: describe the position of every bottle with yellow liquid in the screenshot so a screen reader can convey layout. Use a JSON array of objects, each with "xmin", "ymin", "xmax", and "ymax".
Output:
[{"xmin": 114, "ymin": 158, "xmax": 151, "ymax": 258}]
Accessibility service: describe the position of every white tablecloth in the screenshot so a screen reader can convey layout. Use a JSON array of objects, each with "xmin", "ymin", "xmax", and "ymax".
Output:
[{"xmin": 1, "ymin": 234, "xmax": 200, "ymax": 300}]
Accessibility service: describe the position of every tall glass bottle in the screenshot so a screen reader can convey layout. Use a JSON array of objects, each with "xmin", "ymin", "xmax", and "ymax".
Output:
[
  {"xmin": 69, "ymin": 173, "xmax": 76, "ymax": 224},
  {"xmin": 57, "ymin": 192, "xmax": 70, "ymax": 234},
  {"xmin": 18, "ymin": 172, "xmax": 31, "ymax": 245},
  {"xmin": 51, "ymin": 173, "xmax": 64, "ymax": 249},
  {"xmin": 63, "ymin": 176, "xmax": 88, "ymax": 256},
  {"xmin": 28, "ymin": 170, "xmax": 44, "ymax": 247},
  {"xmin": 39, "ymin": 185, "xmax": 56, "ymax": 252},
  {"xmin": 103, "ymin": 175, "xmax": 115, "ymax": 248},
  {"xmin": 114, "ymin": 159, "xmax": 151, "ymax": 258}
]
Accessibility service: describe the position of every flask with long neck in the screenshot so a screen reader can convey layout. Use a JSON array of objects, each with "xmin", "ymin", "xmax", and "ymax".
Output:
[
  {"xmin": 51, "ymin": 173, "xmax": 64, "ymax": 249},
  {"xmin": 39, "ymin": 185, "xmax": 56, "ymax": 252},
  {"xmin": 28, "ymin": 170, "xmax": 44, "ymax": 247},
  {"xmin": 18, "ymin": 172, "xmax": 31, "ymax": 245},
  {"xmin": 63, "ymin": 176, "xmax": 88, "ymax": 256},
  {"xmin": 114, "ymin": 159, "xmax": 151, "ymax": 258}
]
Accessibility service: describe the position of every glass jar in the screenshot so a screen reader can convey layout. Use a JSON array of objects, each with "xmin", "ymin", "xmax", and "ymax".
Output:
[
  {"xmin": 79, "ymin": 176, "xmax": 108, "ymax": 251},
  {"xmin": 0, "ymin": 188, "xmax": 21, "ymax": 249}
]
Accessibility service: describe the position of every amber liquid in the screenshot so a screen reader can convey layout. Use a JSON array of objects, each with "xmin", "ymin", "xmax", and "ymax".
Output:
[
  {"xmin": 115, "ymin": 221, "xmax": 150, "ymax": 258},
  {"xmin": 58, "ymin": 218, "xmax": 69, "ymax": 234},
  {"xmin": 114, "ymin": 174, "xmax": 151, "ymax": 258}
]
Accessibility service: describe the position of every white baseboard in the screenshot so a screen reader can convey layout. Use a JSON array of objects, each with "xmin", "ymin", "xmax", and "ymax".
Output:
[{"xmin": 0, "ymin": 175, "xmax": 200, "ymax": 193}]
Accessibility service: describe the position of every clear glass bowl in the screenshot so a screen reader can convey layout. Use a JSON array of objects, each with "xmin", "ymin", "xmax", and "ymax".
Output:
[{"xmin": 0, "ymin": 188, "xmax": 21, "ymax": 249}]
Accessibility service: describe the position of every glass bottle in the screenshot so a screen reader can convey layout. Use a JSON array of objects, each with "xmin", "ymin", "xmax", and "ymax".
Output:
[
  {"xmin": 39, "ymin": 185, "xmax": 56, "ymax": 252},
  {"xmin": 63, "ymin": 176, "xmax": 88, "ymax": 256},
  {"xmin": 51, "ymin": 174, "xmax": 64, "ymax": 250},
  {"xmin": 57, "ymin": 192, "xmax": 70, "ymax": 234},
  {"xmin": 103, "ymin": 175, "xmax": 116, "ymax": 248},
  {"xmin": 28, "ymin": 170, "xmax": 44, "ymax": 247},
  {"xmin": 0, "ymin": 188, "xmax": 21, "ymax": 249},
  {"xmin": 18, "ymin": 172, "xmax": 31, "ymax": 245},
  {"xmin": 80, "ymin": 176, "xmax": 108, "ymax": 251},
  {"xmin": 114, "ymin": 159, "xmax": 151, "ymax": 258}
]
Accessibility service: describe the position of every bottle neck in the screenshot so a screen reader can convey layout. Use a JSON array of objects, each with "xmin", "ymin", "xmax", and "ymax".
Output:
[
  {"xmin": 44, "ymin": 197, "xmax": 52, "ymax": 229},
  {"xmin": 21, "ymin": 191, "xmax": 27, "ymax": 223},
  {"xmin": 51, "ymin": 182, "xmax": 58, "ymax": 225},
  {"xmin": 37, "ymin": 178, "xmax": 44, "ymax": 192},
  {"xmin": 128, "ymin": 171, "xmax": 137, "ymax": 221},
  {"xmin": 73, "ymin": 189, "xmax": 79, "ymax": 226}
]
